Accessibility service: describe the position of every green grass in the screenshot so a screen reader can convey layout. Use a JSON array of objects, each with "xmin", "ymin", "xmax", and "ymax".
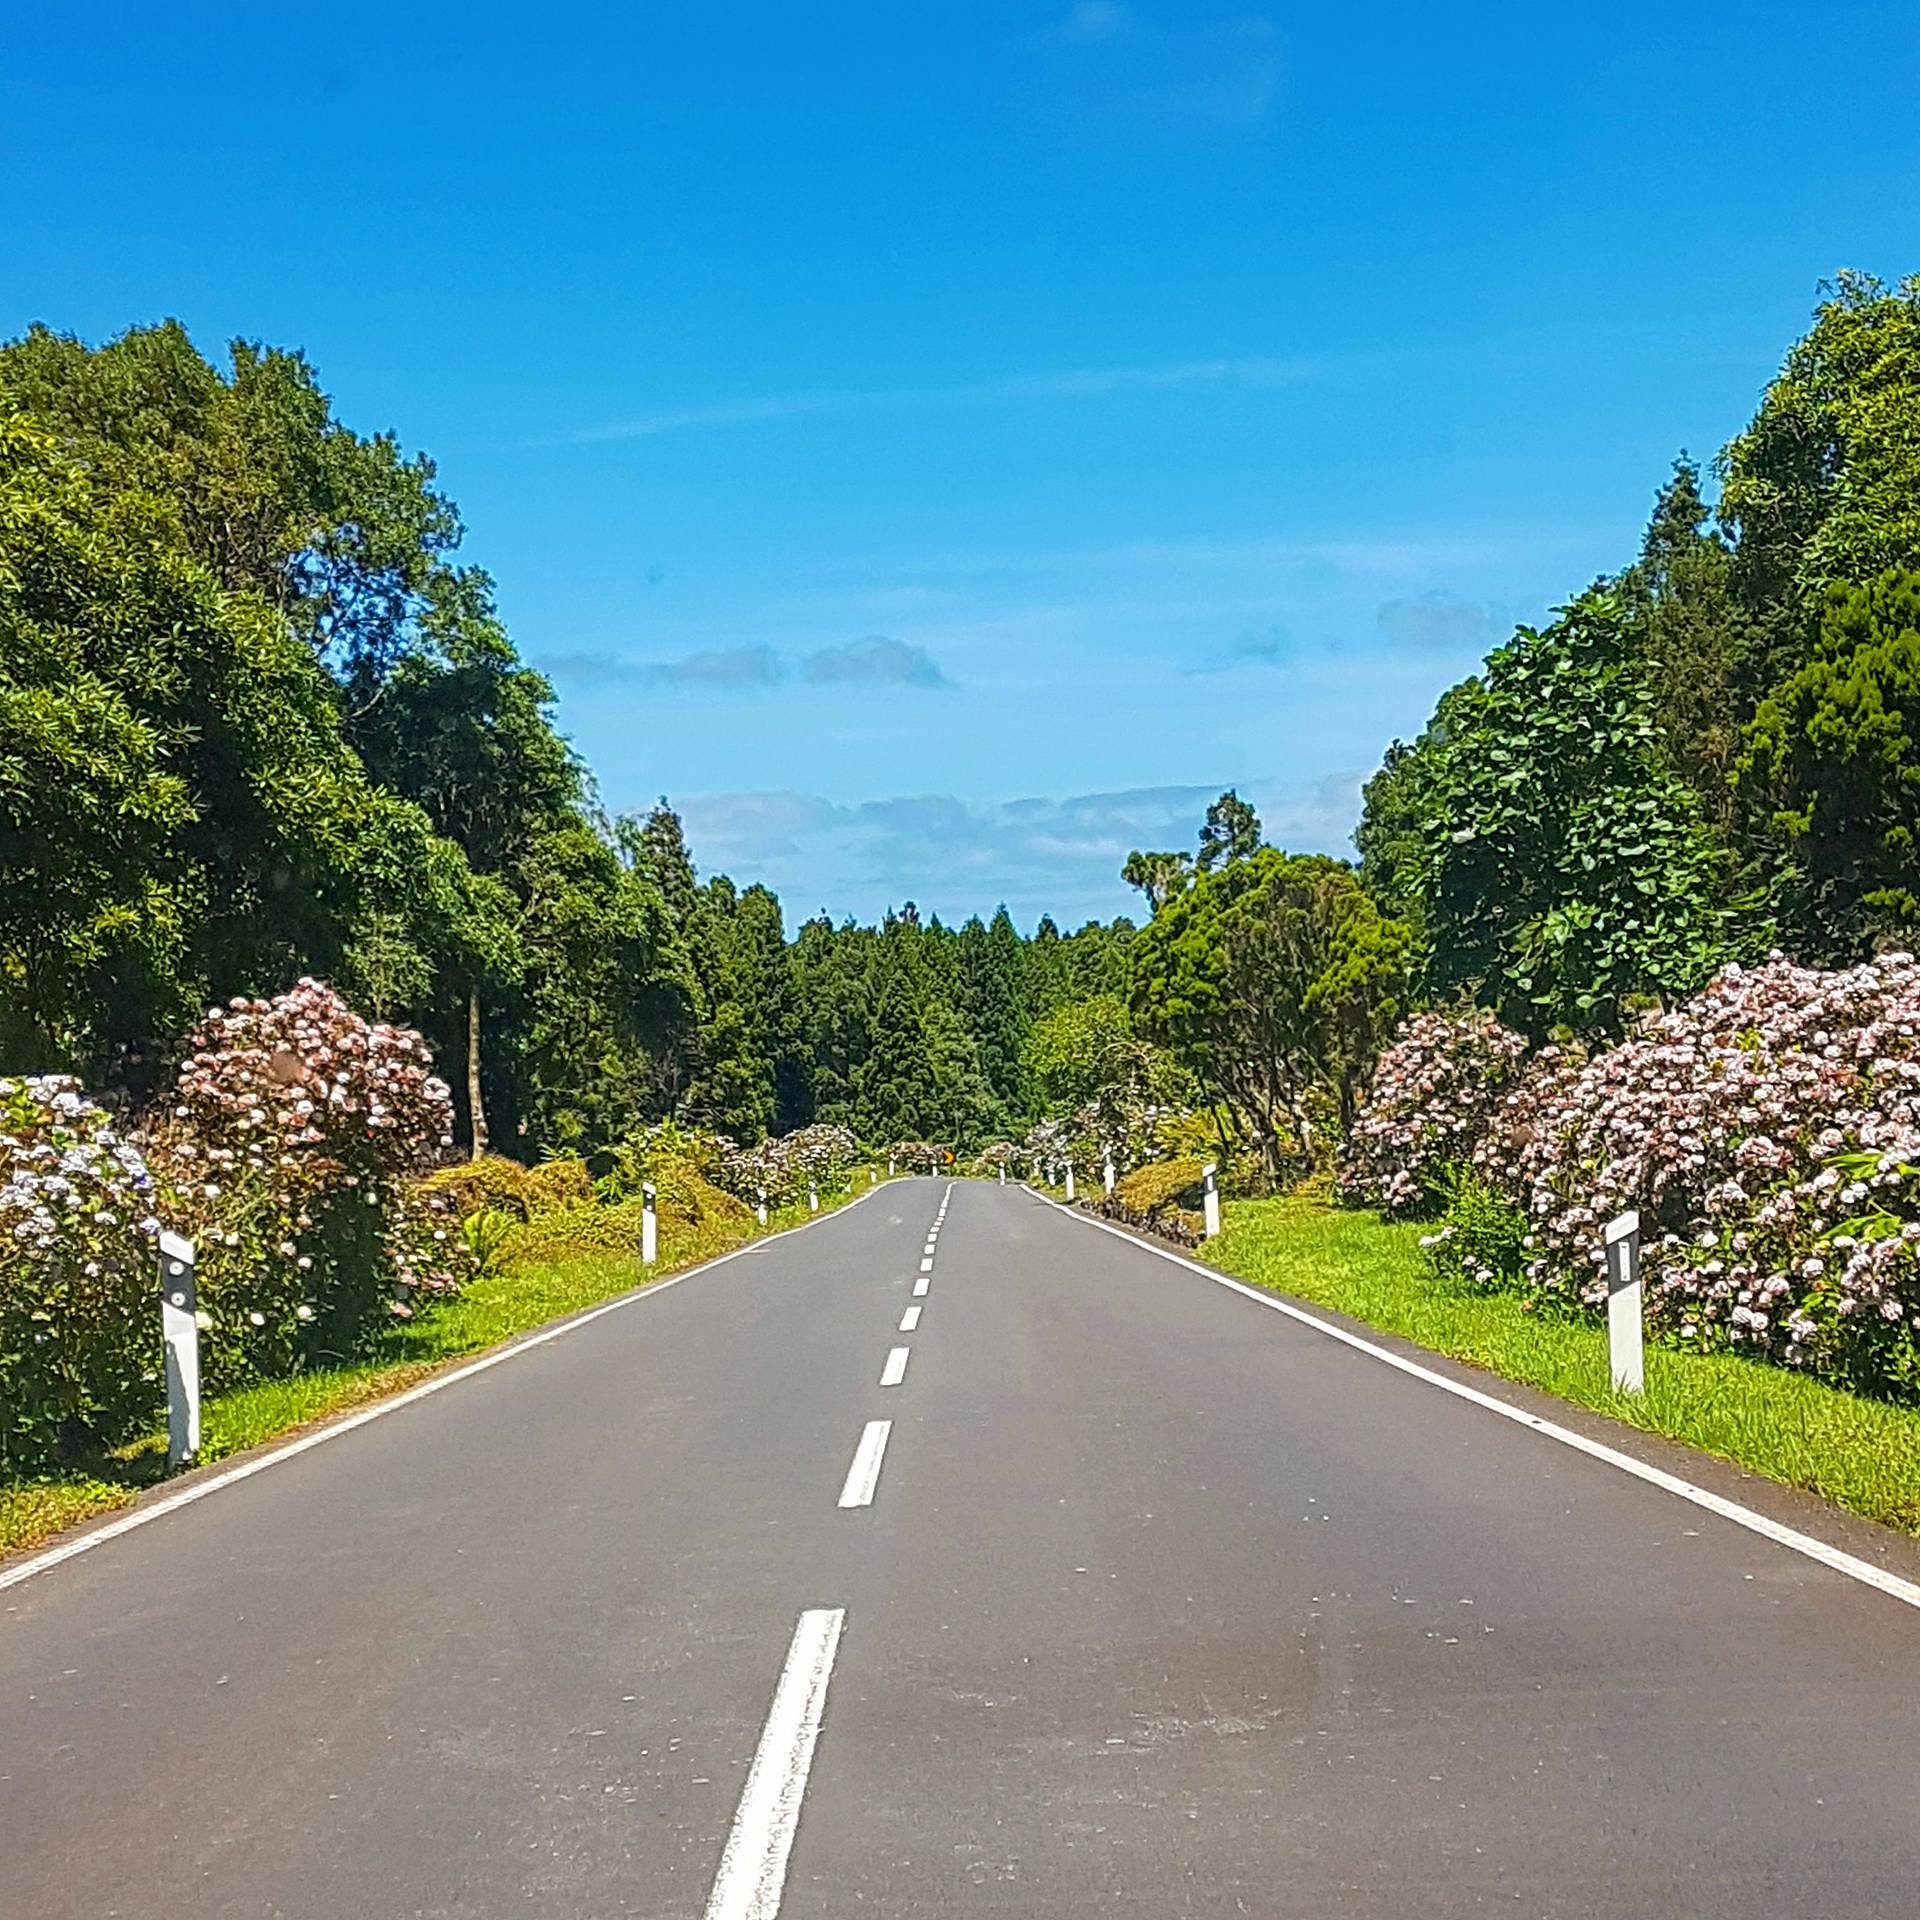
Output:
[
  {"xmin": 0, "ymin": 1172, "xmax": 888, "ymax": 1563},
  {"xmin": 1204, "ymin": 1195, "xmax": 1920, "ymax": 1537}
]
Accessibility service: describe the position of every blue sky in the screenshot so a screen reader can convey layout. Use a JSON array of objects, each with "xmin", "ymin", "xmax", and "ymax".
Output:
[{"xmin": 8, "ymin": 2, "xmax": 1920, "ymax": 928}]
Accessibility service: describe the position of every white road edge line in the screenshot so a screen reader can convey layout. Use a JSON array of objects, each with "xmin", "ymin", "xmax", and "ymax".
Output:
[
  {"xmin": 912, "ymin": 1274, "xmax": 930, "ymax": 1297},
  {"xmin": 899, "ymin": 1305, "xmax": 922, "ymax": 1332},
  {"xmin": 703, "ymin": 1606, "xmax": 845, "ymax": 1920},
  {"xmin": 0, "ymin": 1185, "xmax": 889, "ymax": 1596},
  {"xmin": 1031, "ymin": 1190, "xmax": 1920, "ymax": 1616},
  {"xmin": 837, "ymin": 1420, "xmax": 892, "ymax": 1508},
  {"xmin": 880, "ymin": 1345, "xmax": 910, "ymax": 1387}
]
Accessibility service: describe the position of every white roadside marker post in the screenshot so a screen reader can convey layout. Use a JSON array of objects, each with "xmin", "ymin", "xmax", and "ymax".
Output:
[
  {"xmin": 808, "ymin": 1180, "xmax": 819, "ymax": 1214},
  {"xmin": 1605, "ymin": 1208, "xmax": 1645, "ymax": 1394},
  {"xmin": 869, "ymin": 1167, "xmax": 876, "ymax": 1186},
  {"xmin": 998, "ymin": 1164, "xmax": 1006, "ymax": 1186},
  {"xmin": 1103, "ymin": 1154, "xmax": 1116, "ymax": 1197},
  {"xmin": 641, "ymin": 1181, "xmax": 658, "ymax": 1267},
  {"xmin": 158, "ymin": 1230, "xmax": 201, "ymax": 1467},
  {"xmin": 1202, "ymin": 1162, "xmax": 1221, "ymax": 1240},
  {"xmin": 888, "ymin": 1154, "xmax": 896, "ymax": 1177},
  {"xmin": 1065, "ymin": 1164, "xmax": 1076, "ymax": 1203},
  {"xmin": 757, "ymin": 1189, "xmax": 769, "ymax": 1227}
]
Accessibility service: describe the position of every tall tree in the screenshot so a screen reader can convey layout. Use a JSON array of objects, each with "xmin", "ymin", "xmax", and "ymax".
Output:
[
  {"xmin": 0, "ymin": 409, "xmax": 507, "ymax": 1078},
  {"xmin": 1413, "ymin": 593, "xmax": 1731, "ymax": 1034},
  {"xmin": 856, "ymin": 945, "xmax": 931, "ymax": 1143},
  {"xmin": 1130, "ymin": 848, "xmax": 1408, "ymax": 1170},
  {"xmin": 1615, "ymin": 457, "xmax": 1753, "ymax": 833},
  {"xmin": 956, "ymin": 911, "xmax": 1027, "ymax": 1122},
  {"xmin": 1196, "ymin": 789, "xmax": 1262, "ymax": 870},
  {"xmin": 1720, "ymin": 271, "xmax": 1920, "ymax": 689},
  {"xmin": 1742, "ymin": 570, "xmax": 1920, "ymax": 956}
]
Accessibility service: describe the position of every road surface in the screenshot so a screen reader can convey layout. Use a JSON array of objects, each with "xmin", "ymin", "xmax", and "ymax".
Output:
[{"xmin": 5, "ymin": 1178, "xmax": 1920, "ymax": 1916}]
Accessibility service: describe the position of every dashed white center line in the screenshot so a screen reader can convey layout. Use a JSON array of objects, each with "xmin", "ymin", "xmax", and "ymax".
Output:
[
  {"xmin": 703, "ymin": 1607, "xmax": 846, "ymax": 1920},
  {"xmin": 918, "ymin": 1256, "xmax": 934, "ymax": 1272},
  {"xmin": 899, "ymin": 1304, "xmax": 922, "ymax": 1332},
  {"xmin": 837, "ymin": 1421, "xmax": 892, "ymax": 1508},
  {"xmin": 912, "ymin": 1274, "xmax": 930, "ymax": 1297},
  {"xmin": 880, "ymin": 1346, "xmax": 910, "ymax": 1387}
]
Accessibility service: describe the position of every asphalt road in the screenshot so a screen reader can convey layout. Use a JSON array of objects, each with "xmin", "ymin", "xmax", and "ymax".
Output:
[{"xmin": 6, "ymin": 1177, "xmax": 1920, "ymax": 1917}]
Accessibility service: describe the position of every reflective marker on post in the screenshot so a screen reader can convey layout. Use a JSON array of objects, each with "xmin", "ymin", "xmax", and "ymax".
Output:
[
  {"xmin": 1605, "ymin": 1208, "xmax": 1644, "ymax": 1394},
  {"xmin": 158, "ymin": 1230, "xmax": 200, "ymax": 1467},
  {"xmin": 641, "ymin": 1181, "xmax": 658, "ymax": 1267},
  {"xmin": 1202, "ymin": 1162, "xmax": 1221, "ymax": 1240}
]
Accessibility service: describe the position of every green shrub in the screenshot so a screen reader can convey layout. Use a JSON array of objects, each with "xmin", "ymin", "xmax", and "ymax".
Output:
[
  {"xmin": 421, "ymin": 1154, "xmax": 592, "ymax": 1222},
  {"xmin": 522, "ymin": 1158, "xmax": 592, "ymax": 1213},
  {"xmin": 505, "ymin": 1198, "xmax": 650, "ymax": 1263},
  {"xmin": 1422, "ymin": 1170, "xmax": 1530, "ymax": 1295},
  {"xmin": 1113, "ymin": 1157, "xmax": 1209, "ymax": 1217},
  {"xmin": 459, "ymin": 1206, "xmax": 519, "ymax": 1278},
  {"xmin": 505, "ymin": 1160, "xmax": 752, "ymax": 1269}
]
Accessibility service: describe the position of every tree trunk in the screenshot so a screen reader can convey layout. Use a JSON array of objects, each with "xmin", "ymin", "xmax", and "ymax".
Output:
[{"xmin": 467, "ymin": 986, "xmax": 489, "ymax": 1162}]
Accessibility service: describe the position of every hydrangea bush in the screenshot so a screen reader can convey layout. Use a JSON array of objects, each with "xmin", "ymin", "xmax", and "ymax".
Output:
[
  {"xmin": 883, "ymin": 1140, "xmax": 947, "ymax": 1175},
  {"xmin": 0, "ymin": 1076, "xmax": 162, "ymax": 1467},
  {"xmin": 1338, "ymin": 1009, "xmax": 1530, "ymax": 1215},
  {"xmin": 1, "ymin": 981, "xmax": 471, "ymax": 1468},
  {"xmin": 718, "ymin": 1123, "xmax": 860, "ymax": 1205},
  {"xmin": 1468, "ymin": 955, "xmax": 1920, "ymax": 1389},
  {"xmin": 1345, "ymin": 956, "xmax": 1920, "ymax": 1397},
  {"xmin": 157, "ymin": 980, "xmax": 467, "ymax": 1366}
]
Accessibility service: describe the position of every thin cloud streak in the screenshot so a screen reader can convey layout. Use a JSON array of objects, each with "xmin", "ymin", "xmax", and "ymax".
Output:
[
  {"xmin": 545, "ymin": 635, "xmax": 954, "ymax": 695},
  {"xmin": 566, "ymin": 355, "xmax": 1316, "ymax": 443}
]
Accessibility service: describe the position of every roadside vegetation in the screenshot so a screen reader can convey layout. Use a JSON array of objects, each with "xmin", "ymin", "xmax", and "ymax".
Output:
[{"xmin": 15, "ymin": 275, "xmax": 1920, "ymax": 1553}]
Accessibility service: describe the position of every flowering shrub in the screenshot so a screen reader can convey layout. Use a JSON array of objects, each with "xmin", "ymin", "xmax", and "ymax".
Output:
[
  {"xmin": 1020, "ymin": 1118, "xmax": 1074, "ymax": 1179},
  {"xmin": 0, "ymin": 1076, "xmax": 162, "ymax": 1467},
  {"xmin": 0, "ymin": 982, "xmax": 481, "ymax": 1469},
  {"xmin": 719, "ymin": 1124, "xmax": 860, "ymax": 1206},
  {"xmin": 884, "ymin": 1140, "xmax": 946, "ymax": 1175},
  {"xmin": 1339, "ymin": 1009, "xmax": 1530, "ymax": 1214},
  {"xmin": 157, "ymin": 980, "xmax": 467, "ymax": 1366},
  {"xmin": 1453, "ymin": 955, "xmax": 1920, "ymax": 1390}
]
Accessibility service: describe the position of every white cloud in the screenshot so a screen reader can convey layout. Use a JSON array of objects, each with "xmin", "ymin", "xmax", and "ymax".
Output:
[
  {"xmin": 803, "ymin": 636, "xmax": 951, "ymax": 688},
  {"xmin": 670, "ymin": 774, "xmax": 1362, "ymax": 925},
  {"xmin": 543, "ymin": 636, "xmax": 954, "ymax": 695}
]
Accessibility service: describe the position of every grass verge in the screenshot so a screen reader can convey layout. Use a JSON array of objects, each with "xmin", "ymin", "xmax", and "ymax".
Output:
[
  {"xmin": 1201, "ymin": 1195, "xmax": 1920, "ymax": 1537},
  {"xmin": 0, "ymin": 1175, "xmax": 888, "ymax": 1562}
]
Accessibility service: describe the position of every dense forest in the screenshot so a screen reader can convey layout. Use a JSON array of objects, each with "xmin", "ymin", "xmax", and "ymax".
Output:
[
  {"xmin": 8, "ymin": 272, "xmax": 1920, "ymax": 1185},
  {"xmin": 0, "ymin": 319, "xmax": 1147, "ymax": 1159}
]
